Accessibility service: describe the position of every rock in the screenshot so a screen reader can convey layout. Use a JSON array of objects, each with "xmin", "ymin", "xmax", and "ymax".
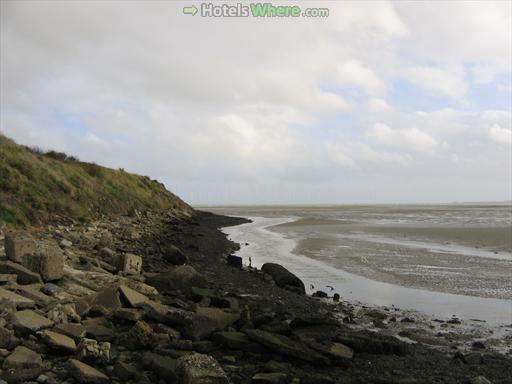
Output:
[
  {"xmin": 4, "ymin": 232, "xmax": 36, "ymax": 263},
  {"xmin": 163, "ymin": 244, "xmax": 189, "ymax": 265},
  {"xmin": 470, "ymin": 376, "xmax": 492, "ymax": 384},
  {"xmin": 191, "ymin": 287, "xmax": 218, "ymax": 301},
  {"xmin": 54, "ymin": 322, "xmax": 87, "ymax": 341},
  {"xmin": 37, "ymin": 374, "xmax": 49, "ymax": 383},
  {"xmin": 47, "ymin": 302, "xmax": 80, "ymax": 323},
  {"xmin": 0, "ymin": 327, "xmax": 19, "ymax": 349},
  {"xmin": 252, "ymin": 373, "xmax": 288, "ymax": 384},
  {"xmin": 227, "ymin": 255, "xmax": 243, "ymax": 268},
  {"xmin": 177, "ymin": 353, "xmax": 229, "ymax": 384},
  {"xmin": 0, "ymin": 274, "xmax": 17, "ymax": 283},
  {"xmin": 23, "ymin": 243, "xmax": 64, "ymax": 281},
  {"xmin": 99, "ymin": 247, "xmax": 115, "ymax": 260},
  {"xmin": 114, "ymin": 308, "xmax": 144, "ymax": 322},
  {"xmin": 183, "ymin": 307, "xmax": 239, "ymax": 341},
  {"xmin": 196, "ymin": 307, "xmax": 240, "ymax": 331},
  {"xmin": 127, "ymin": 320, "xmax": 156, "ymax": 347},
  {"xmin": 116, "ymin": 253, "xmax": 142, "ymax": 274},
  {"xmin": 312, "ymin": 290, "xmax": 328, "ymax": 298},
  {"xmin": 147, "ymin": 266, "xmax": 207, "ymax": 297},
  {"xmin": 325, "ymin": 342, "xmax": 354, "ymax": 362},
  {"xmin": 12, "ymin": 310, "xmax": 53, "ymax": 333},
  {"xmin": 0, "ymin": 261, "xmax": 42, "ymax": 284},
  {"xmin": 333, "ymin": 293, "xmax": 340, "ymax": 302},
  {"xmin": 98, "ymin": 230, "xmax": 113, "ymax": 248},
  {"xmin": 42, "ymin": 330, "xmax": 77, "ymax": 352},
  {"xmin": 68, "ymin": 359, "xmax": 109, "ymax": 383},
  {"xmin": 118, "ymin": 284, "xmax": 149, "ymax": 307},
  {"xmin": 84, "ymin": 321, "xmax": 115, "ymax": 342},
  {"xmin": 59, "ymin": 239, "xmax": 73, "ymax": 248},
  {"xmin": 88, "ymin": 285, "xmax": 122, "ymax": 314},
  {"xmin": 77, "ymin": 338, "xmax": 111, "ymax": 364},
  {"xmin": 143, "ymin": 352, "xmax": 178, "ymax": 382},
  {"xmin": 12, "ymin": 284, "xmax": 55, "ymax": 307},
  {"xmin": 261, "ymin": 263, "xmax": 305, "ymax": 294},
  {"xmin": 41, "ymin": 283, "xmax": 62, "ymax": 296},
  {"xmin": 246, "ymin": 329, "xmax": 329, "ymax": 365},
  {"xmin": 472, "ymin": 341, "xmax": 486, "ymax": 350},
  {"xmin": 2, "ymin": 346, "xmax": 43, "ymax": 382},
  {"xmin": 114, "ymin": 360, "xmax": 138, "ymax": 381},
  {"xmin": 336, "ymin": 333, "xmax": 408, "ymax": 356},
  {"xmin": 0, "ymin": 287, "xmax": 35, "ymax": 309},
  {"xmin": 212, "ymin": 332, "xmax": 265, "ymax": 353}
]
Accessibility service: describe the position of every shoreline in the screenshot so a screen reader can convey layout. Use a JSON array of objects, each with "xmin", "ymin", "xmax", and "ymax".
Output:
[
  {"xmin": 1, "ymin": 209, "xmax": 511, "ymax": 383},
  {"xmin": 219, "ymin": 215, "xmax": 512, "ymax": 353}
]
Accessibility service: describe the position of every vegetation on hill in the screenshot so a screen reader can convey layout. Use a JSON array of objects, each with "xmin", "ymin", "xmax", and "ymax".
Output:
[{"xmin": 0, "ymin": 134, "xmax": 192, "ymax": 227}]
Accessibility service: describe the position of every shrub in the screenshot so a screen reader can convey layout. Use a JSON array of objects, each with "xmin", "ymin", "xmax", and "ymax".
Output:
[{"xmin": 82, "ymin": 162, "xmax": 104, "ymax": 178}]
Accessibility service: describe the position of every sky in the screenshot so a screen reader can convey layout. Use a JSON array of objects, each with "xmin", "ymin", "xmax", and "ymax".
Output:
[{"xmin": 1, "ymin": 0, "xmax": 511, "ymax": 205}]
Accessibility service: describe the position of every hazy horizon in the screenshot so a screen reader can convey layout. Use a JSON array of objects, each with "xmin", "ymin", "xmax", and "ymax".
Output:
[{"xmin": 1, "ymin": 1, "xmax": 511, "ymax": 205}]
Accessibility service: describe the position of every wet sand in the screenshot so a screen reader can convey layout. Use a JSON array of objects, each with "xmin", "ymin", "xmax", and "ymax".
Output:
[
  {"xmin": 273, "ymin": 219, "xmax": 512, "ymax": 300},
  {"xmin": 205, "ymin": 204, "xmax": 511, "ymax": 324}
]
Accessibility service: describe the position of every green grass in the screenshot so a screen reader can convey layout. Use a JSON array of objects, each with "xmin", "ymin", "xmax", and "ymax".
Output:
[{"xmin": 0, "ymin": 134, "xmax": 192, "ymax": 228}]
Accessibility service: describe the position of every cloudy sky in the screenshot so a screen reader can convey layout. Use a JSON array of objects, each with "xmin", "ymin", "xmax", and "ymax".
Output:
[{"xmin": 1, "ymin": 1, "xmax": 511, "ymax": 204}]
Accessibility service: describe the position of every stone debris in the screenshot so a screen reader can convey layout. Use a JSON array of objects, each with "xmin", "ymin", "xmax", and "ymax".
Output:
[
  {"xmin": 118, "ymin": 284, "xmax": 149, "ymax": 307},
  {"xmin": 177, "ymin": 353, "xmax": 229, "ymax": 384},
  {"xmin": 0, "ymin": 211, "xmax": 507, "ymax": 384},
  {"xmin": 54, "ymin": 322, "xmax": 87, "ymax": 341},
  {"xmin": 4, "ymin": 232, "xmax": 36, "ymax": 263},
  {"xmin": 12, "ymin": 309, "xmax": 53, "ymax": 333},
  {"xmin": 68, "ymin": 358, "xmax": 109, "ymax": 383},
  {"xmin": 2, "ymin": 345, "xmax": 43, "ymax": 382},
  {"xmin": 0, "ymin": 287, "xmax": 35, "ymax": 309},
  {"xmin": 116, "ymin": 253, "xmax": 142, "ymax": 274},
  {"xmin": 23, "ymin": 242, "xmax": 64, "ymax": 281},
  {"xmin": 42, "ymin": 329, "xmax": 77, "ymax": 352},
  {"xmin": 0, "ymin": 261, "xmax": 42, "ymax": 284},
  {"xmin": 77, "ymin": 338, "xmax": 111, "ymax": 364}
]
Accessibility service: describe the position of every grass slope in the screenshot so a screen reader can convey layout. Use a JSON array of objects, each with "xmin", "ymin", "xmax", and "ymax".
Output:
[{"xmin": 0, "ymin": 134, "xmax": 192, "ymax": 227}]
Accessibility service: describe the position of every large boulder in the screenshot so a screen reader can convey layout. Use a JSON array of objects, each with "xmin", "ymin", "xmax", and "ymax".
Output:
[
  {"xmin": 261, "ymin": 263, "xmax": 305, "ymax": 294},
  {"xmin": 162, "ymin": 244, "xmax": 189, "ymax": 265},
  {"xmin": 23, "ymin": 242, "xmax": 64, "ymax": 281},
  {"xmin": 4, "ymin": 232, "xmax": 36, "ymax": 263}
]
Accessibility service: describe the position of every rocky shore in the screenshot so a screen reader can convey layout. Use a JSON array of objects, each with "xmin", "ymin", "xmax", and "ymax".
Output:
[{"xmin": 0, "ymin": 210, "xmax": 510, "ymax": 384}]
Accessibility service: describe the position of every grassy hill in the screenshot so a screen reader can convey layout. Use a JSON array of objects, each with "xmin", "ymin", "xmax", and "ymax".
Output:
[{"xmin": 0, "ymin": 134, "xmax": 193, "ymax": 227}]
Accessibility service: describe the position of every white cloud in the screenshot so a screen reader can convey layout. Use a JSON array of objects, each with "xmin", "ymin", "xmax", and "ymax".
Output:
[
  {"xmin": 404, "ymin": 66, "xmax": 467, "ymax": 99},
  {"xmin": 0, "ymin": 1, "xmax": 510, "ymax": 203},
  {"xmin": 488, "ymin": 124, "xmax": 512, "ymax": 144},
  {"xmin": 336, "ymin": 60, "xmax": 385, "ymax": 95},
  {"xmin": 368, "ymin": 98, "xmax": 392, "ymax": 113},
  {"xmin": 366, "ymin": 123, "xmax": 438, "ymax": 152}
]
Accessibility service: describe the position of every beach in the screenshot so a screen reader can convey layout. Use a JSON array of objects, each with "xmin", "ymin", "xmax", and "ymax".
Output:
[{"xmin": 204, "ymin": 205, "xmax": 512, "ymax": 325}]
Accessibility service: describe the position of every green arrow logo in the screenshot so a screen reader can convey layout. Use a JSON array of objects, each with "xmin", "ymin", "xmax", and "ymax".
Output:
[{"xmin": 183, "ymin": 5, "xmax": 198, "ymax": 16}]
